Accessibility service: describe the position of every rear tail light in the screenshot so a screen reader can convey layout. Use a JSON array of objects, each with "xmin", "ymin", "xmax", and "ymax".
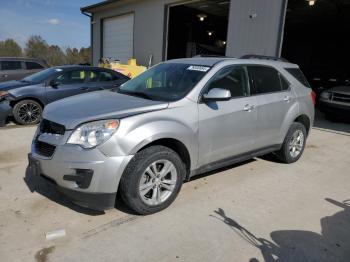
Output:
[{"xmin": 311, "ymin": 90, "xmax": 316, "ymax": 106}]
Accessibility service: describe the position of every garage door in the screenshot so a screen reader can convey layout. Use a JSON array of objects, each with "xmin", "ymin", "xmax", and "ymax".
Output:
[{"xmin": 103, "ymin": 13, "xmax": 134, "ymax": 63}]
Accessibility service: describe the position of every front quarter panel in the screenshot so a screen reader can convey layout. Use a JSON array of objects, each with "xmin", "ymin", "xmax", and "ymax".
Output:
[
  {"xmin": 9, "ymin": 84, "xmax": 47, "ymax": 105},
  {"xmin": 98, "ymin": 99, "xmax": 199, "ymax": 170}
]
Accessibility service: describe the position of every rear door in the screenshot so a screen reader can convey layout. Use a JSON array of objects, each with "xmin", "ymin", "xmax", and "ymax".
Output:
[
  {"xmin": 85, "ymin": 69, "xmax": 127, "ymax": 91},
  {"xmin": 248, "ymin": 65, "xmax": 294, "ymax": 149},
  {"xmin": 198, "ymin": 65, "xmax": 258, "ymax": 167},
  {"xmin": 0, "ymin": 60, "xmax": 25, "ymax": 81},
  {"xmin": 45, "ymin": 69, "xmax": 89, "ymax": 103}
]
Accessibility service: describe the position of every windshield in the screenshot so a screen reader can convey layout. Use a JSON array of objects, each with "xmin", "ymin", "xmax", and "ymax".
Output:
[
  {"xmin": 117, "ymin": 63, "xmax": 211, "ymax": 101},
  {"xmin": 22, "ymin": 68, "xmax": 58, "ymax": 83}
]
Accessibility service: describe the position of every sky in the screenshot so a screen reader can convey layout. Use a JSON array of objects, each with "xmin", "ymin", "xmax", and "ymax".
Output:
[{"xmin": 0, "ymin": 0, "xmax": 100, "ymax": 49}]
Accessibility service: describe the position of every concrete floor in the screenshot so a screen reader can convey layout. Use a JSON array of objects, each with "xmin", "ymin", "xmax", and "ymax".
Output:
[{"xmin": 0, "ymin": 114, "xmax": 349, "ymax": 262}]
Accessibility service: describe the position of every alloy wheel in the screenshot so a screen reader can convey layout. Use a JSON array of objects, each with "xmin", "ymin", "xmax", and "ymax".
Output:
[
  {"xmin": 139, "ymin": 159, "xmax": 177, "ymax": 206},
  {"xmin": 288, "ymin": 130, "xmax": 304, "ymax": 158},
  {"xmin": 17, "ymin": 102, "xmax": 41, "ymax": 124}
]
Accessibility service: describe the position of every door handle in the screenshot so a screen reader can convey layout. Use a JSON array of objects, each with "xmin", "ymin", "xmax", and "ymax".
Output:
[
  {"xmin": 284, "ymin": 96, "xmax": 291, "ymax": 102},
  {"xmin": 243, "ymin": 104, "xmax": 255, "ymax": 112},
  {"xmin": 80, "ymin": 87, "xmax": 89, "ymax": 91},
  {"xmin": 0, "ymin": 74, "xmax": 8, "ymax": 78}
]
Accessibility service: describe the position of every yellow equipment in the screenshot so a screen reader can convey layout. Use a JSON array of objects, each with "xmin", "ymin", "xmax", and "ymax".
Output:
[{"xmin": 98, "ymin": 58, "xmax": 147, "ymax": 79}]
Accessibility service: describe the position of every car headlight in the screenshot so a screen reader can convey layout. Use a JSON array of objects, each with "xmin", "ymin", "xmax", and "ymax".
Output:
[
  {"xmin": 320, "ymin": 91, "xmax": 331, "ymax": 100},
  {"xmin": 67, "ymin": 119, "xmax": 119, "ymax": 149},
  {"xmin": 0, "ymin": 91, "xmax": 9, "ymax": 101}
]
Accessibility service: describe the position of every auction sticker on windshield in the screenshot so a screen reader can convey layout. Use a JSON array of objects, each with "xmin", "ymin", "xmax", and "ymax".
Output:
[{"xmin": 187, "ymin": 65, "xmax": 210, "ymax": 72}]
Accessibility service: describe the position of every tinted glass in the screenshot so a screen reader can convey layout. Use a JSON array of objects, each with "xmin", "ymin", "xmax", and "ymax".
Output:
[
  {"xmin": 206, "ymin": 66, "xmax": 248, "ymax": 98},
  {"xmin": 248, "ymin": 66, "xmax": 282, "ymax": 94},
  {"xmin": 56, "ymin": 70, "xmax": 86, "ymax": 85},
  {"xmin": 26, "ymin": 61, "xmax": 44, "ymax": 70},
  {"xmin": 118, "ymin": 63, "xmax": 210, "ymax": 101},
  {"xmin": 285, "ymin": 68, "xmax": 311, "ymax": 88},
  {"xmin": 280, "ymin": 75, "xmax": 290, "ymax": 91},
  {"xmin": 1, "ymin": 61, "xmax": 21, "ymax": 70},
  {"xmin": 89, "ymin": 70, "xmax": 117, "ymax": 82}
]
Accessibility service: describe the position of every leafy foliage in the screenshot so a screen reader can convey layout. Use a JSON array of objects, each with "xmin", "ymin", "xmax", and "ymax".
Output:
[
  {"xmin": 0, "ymin": 39, "xmax": 22, "ymax": 57},
  {"xmin": 0, "ymin": 35, "xmax": 90, "ymax": 66}
]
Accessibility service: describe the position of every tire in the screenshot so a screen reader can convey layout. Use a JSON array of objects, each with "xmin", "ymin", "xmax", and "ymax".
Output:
[
  {"xmin": 119, "ymin": 145, "xmax": 186, "ymax": 215},
  {"xmin": 13, "ymin": 99, "xmax": 42, "ymax": 125},
  {"xmin": 275, "ymin": 122, "xmax": 307, "ymax": 164}
]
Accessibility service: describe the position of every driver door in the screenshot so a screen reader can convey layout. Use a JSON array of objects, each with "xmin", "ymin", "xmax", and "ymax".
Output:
[
  {"xmin": 197, "ymin": 65, "xmax": 257, "ymax": 167},
  {"xmin": 45, "ymin": 69, "xmax": 89, "ymax": 103}
]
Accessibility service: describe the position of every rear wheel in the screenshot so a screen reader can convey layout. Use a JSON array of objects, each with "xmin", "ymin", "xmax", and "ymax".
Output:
[
  {"xmin": 276, "ymin": 122, "xmax": 307, "ymax": 164},
  {"xmin": 119, "ymin": 145, "xmax": 185, "ymax": 215},
  {"xmin": 13, "ymin": 100, "xmax": 42, "ymax": 125}
]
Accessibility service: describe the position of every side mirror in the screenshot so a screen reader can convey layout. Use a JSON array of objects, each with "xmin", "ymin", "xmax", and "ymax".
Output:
[
  {"xmin": 203, "ymin": 88, "xmax": 231, "ymax": 102},
  {"xmin": 49, "ymin": 79, "xmax": 59, "ymax": 88}
]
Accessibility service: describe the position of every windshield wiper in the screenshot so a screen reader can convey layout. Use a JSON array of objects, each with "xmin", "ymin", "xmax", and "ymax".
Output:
[{"xmin": 118, "ymin": 90, "xmax": 154, "ymax": 100}]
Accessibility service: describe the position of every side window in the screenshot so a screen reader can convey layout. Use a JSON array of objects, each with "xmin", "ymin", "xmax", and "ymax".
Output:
[
  {"xmin": 280, "ymin": 74, "xmax": 290, "ymax": 91},
  {"xmin": 56, "ymin": 70, "xmax": 86, "ymax": 85},
  {"xmin": 248, "ymin": 66, "xmax": 282, "ymax": 94},
  {"xmin": 1, "ymin": 61, "xmax": 22, "ymax": 70},
  {"xmin": 206, "ymin": 66, "xmax": 249, "ymax": 98},
  {"xmin": 89, "ymin": 70, "xmax": 117, "ymax": 82},
  {"xmin": 26, "ymin": 62, "xmax": 44, "ymax": 70}
]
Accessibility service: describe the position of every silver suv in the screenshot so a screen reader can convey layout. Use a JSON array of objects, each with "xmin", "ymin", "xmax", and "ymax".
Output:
[{"xmin": 29, "ymin": 57, "xmax": 315, "ymax": 215}]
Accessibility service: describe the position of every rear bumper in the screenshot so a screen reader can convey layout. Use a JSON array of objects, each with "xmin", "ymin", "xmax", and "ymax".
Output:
[{"xmin": 0, "ymin": 100, "xmax": 11, "ymax": 126}]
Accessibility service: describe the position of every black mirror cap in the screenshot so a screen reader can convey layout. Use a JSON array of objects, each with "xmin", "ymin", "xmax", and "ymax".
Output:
[{"xmin": 49, "ymin": 80, "xmax": 58, "ymax": 88}]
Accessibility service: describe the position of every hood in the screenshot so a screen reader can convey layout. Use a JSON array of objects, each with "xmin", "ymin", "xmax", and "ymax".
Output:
[
  {"xmin": 43, "ymin": 91, "xmax": 169, "ymax": 129},
  {"xmin": 0, "ymin": 80, "xmax": 31, "ymax": 91},
  {"xmin": 328, "ymin": 86, "xmax": 350, "ymax": 95}
]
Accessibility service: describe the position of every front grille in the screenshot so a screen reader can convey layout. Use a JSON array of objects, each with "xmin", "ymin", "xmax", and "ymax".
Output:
[
  {"xmin": 40, "ymin": 119, "xmax": 65, "ymax": 135},
  {"xmin": 35, "ymin": 141, "xmax": 56, "ymax": 157},
  {"xmin": 332, "ymin": 92, "xmax": 350, "ymax": 104}
]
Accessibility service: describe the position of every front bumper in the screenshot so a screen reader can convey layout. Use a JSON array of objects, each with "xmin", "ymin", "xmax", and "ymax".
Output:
[
  {"xmin": 0, "ymin": 100, "xmax": 12, "ymax": 126},
  {"xmin": 319, "ymin": 100, "xmax": 350, "ymax": 116},
  {"xmin": 29, "ymin": 137, "xmax": 134, "ymax": 210}
]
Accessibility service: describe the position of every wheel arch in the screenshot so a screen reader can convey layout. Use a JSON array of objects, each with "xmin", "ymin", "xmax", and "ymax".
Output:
[
  {"xmin": 293, "ymin": 114, "xmax": 311, "ymax": 135},
  {"xmin": 10, "ymin": 96, "xmax": 45, "ymax": 109},
  {"xmin": 136, "ymin": 138, "xmax": 192, "ymax": 181}
]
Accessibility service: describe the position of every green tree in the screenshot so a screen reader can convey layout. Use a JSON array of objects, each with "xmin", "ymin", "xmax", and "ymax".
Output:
[
  {"xmin": 24, "ymin": 35, "xmax": 49, "ymax": 61},
  {"xmin": 47, "ymin": 45, "xmax": 67, "ymax": 66},
  {"xmin": 79, "ymin": 47, "xmax": 91, "ymax": 65},
  {"xmin": 65, "ymin": 47, "xmax": 81, "ymax": 64},
  {"xmin": 0, "ymin": 39, "xmax": 23, "ymax": 57}
]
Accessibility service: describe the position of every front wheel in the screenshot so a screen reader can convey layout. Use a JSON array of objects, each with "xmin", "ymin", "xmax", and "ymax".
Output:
[
  {"xmin": 275, "ymin": 122, "xmax": 307, "ymax": 164},
  {"xmin": 13, "ymin": 99, "xmax": 42, "ymax": 125},
  {"xmin": 119, "ymin": 145, "xmax": 186, "ymax": 215}
]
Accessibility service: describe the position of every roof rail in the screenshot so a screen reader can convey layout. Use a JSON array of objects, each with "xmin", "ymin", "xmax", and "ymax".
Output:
[
  {"xmin": 240, "ymin": 54, "xmax": 289, "ymax": 62},
  {"xmin": 193, "ymin": 54, "xmax": 227, "ymax": 58}
]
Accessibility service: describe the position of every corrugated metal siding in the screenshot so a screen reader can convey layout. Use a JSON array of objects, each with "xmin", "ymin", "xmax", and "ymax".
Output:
[
  {"xmin": 103, "ymin": 13, "xmax": 134, "ymax": 63},
  {"xmin": 226, "ymin": 0, "xmax": 286, "ymax": 57}
]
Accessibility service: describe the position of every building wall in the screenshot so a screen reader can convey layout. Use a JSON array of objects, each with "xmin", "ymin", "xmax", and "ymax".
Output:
[
  {"xmin": 90, "ymin": 0, "xmax": 184, "ymax": 66},
  {"xmin": 89, "ymin": 0, "xmax": 287, "ymax": 66},
  {"xmin": 226, "ymin": 0, "xmax": 287, "ymax": 57}
]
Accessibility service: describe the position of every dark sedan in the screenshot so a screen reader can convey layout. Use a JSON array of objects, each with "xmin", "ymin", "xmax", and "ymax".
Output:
[
  {"xmin": 319, "ymin": 86, "xmax": 350, "ymax": 121},
  {"xmin": 0, "ymin": 66, "xmax": 129, "ymax": 126}
]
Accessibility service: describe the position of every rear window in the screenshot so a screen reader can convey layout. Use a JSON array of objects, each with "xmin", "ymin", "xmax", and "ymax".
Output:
[
  {"xmin": 26, "ymin": 61, "xmax": 44, "ymax": 70},
  {"xmin": 285, "ymin": 68, "xmax": 311, "ymax": 88},
  {"xmin": 1, "ymin": 61, "xmax": 22, "ymax": 70}
]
